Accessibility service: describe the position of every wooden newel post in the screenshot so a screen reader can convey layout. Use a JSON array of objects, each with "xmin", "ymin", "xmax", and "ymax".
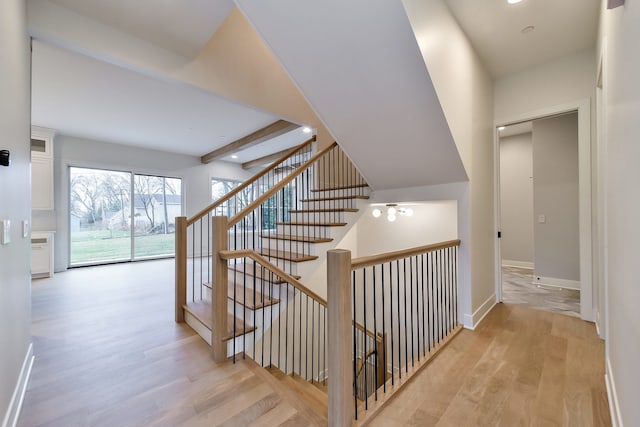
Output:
[
  {"xmin": 175, "ymin": 216, "xmax": 187, "ymax": 323},
  {"xmin": 327, "ymin": 249, "xmax": 354, "ymax": 425},
  {"xmin": 211, "ymin": 216, "xmax": 229, "ymax": 363}
]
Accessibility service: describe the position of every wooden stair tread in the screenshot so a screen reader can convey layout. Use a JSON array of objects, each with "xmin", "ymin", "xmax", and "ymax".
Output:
[
  {"xmin": 260, "ymin": 233, "xmax": 333, "ymax": 243},
  {"xmin": 183, "ymin": 301, "xmax": 255, "ymax": 341},
  {"xmin": 229, "ymin": 262, "xmax": 301, "ymax": 284},
  {"xmin": 229, "ymin": 284, "xmax": 279, "ymax": 310},
  {"xmin": 310, "ymin": 183, "xmax": 369, "ymax": 192},
  {"xmin": 276, "ymin": 221, "xmax": 347, "ymax": 227},
  {"xmin": 259, "ymin": 249, "xmax": 319, "ymax": 262},
  {"xmin": 201, "ymin": 281, "xmax": 280, "ymax": 309},
  {"xmin": 301, "ymin": 194, "xmax": 369, "ymax": 202},
  {"xmin": 289, "ymin": 208, "xmax": 358, "ymax": 213}
]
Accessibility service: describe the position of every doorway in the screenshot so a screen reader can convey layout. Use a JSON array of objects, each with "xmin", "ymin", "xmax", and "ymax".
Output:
[{"xmin": 494, "ymin": 100, "xmax": 592, "ymax": 321}]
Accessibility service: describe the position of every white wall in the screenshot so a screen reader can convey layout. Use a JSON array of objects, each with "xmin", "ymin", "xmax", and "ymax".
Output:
[
  {"xmin": 0, "ymin": 0, "xmax": 32, "ymax": 425},
  {"xmin": 598, "ymin": 1, "xmax": 640, "ymax": 425},
  {"xmin": 494, "ymin": 49, "xmax": 596, "ymax": 121},
  {"xmin": 403, "ymin": 0, "xmax": 495, "ymax": 327},
  {"xmin": 499, "ymin": 132, "xmax": 534, "ymax": 266},
  {"xmin": 372, "ymin": 182, "xmax": 473, "ymax": 326},
  {"xmin": 532, "ymin": 114, "xmax": 580, "ymax": 283},
  {"xmin": 357, "ymin": 202, "xmax": 457, "ymax": 257},
  {"xmin": 49, "ymin": 134, "xmax": 253, "ymax": 271}
]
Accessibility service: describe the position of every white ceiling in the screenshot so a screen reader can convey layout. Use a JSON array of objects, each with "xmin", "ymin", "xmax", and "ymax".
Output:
[
  {"xmin": 30, "ymin": 0, "xmax": 600, "ymax": 176},
  {"xmin": 445, "ymin": 0, "xmax": 600, "ymax": 78},
  {"xmin": 49, "ymin": 0, "xmax": 234, "ymax": 59},
  {"xmin": 31, "ymin": 40, "xmax": 284, "ymax": 157}
]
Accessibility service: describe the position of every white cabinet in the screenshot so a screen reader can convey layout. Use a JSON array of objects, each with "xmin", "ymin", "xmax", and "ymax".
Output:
[
  {"xmin": 32, "ymin": 232, "xmax": 54, "ymax": 278},
  {"xmin": 31, "ymin": 127, "xmax": 55, "ymax": 211}
]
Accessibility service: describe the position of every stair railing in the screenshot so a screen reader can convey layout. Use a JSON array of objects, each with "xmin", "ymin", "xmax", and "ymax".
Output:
[
  {"xmin": 175, "ymin": 137, "xmax": 315, "ymax": 322},
  {"xmin": 217, "ymin": 245, "xmax": 328, "ymax": 385},
  {"xmin": 209, "ymin": 141, "xmax": 367, "ymax": 375},
  {"xmin": 327, "ymin": 240, "xmax": 463, "ymax": 426},
  {"xmin": 225, "ymin": 141, "xmax": 367, "ymax": 278}
]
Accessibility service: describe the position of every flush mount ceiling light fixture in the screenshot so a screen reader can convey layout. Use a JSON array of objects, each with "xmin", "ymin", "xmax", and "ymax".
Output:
[
  {"xmin": 507, "ymin": 0, "xmax": 523, "ymax": 4},
  {"xmin": 372, "ymin": 204, "xmax": 413, "ymax": 222}
]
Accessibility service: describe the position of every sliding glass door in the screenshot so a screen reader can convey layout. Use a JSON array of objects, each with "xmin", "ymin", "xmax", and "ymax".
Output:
[
  {"xmin": 133, "ymin": 174, "xmax": 181, "ymax": 259},
  {"xmin": 69, "ymin": 167, "xmax": 182, "ymax": 266}
]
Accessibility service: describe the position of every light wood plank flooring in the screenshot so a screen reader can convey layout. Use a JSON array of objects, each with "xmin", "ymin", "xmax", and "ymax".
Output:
[
  {"xmin": 21, "ymin": 260, "xmax": 610, "ymax": 426},
  {"xmin": 20, "ymin": 259, "xmax": 324, "ymax": 427},
  {"xmin": 370, "ymin": 303, "xmax": 611, "ymax": 426},
  {"xmin": 502, "ymin": 266, "xmax": 581, "ymax": 318}
]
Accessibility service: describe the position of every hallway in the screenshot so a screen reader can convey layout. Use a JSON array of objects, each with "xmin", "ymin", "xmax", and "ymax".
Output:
[{"xmin": 502, "ymin": 266, "xmax": 581, "ymax": 317}]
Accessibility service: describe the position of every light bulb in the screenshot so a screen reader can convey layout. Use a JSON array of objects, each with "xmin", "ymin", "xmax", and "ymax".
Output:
[
  {"xmin": 387, "ymin": 214, "xmax": 397, "ymax": 222},
  {"xmin": 372, "ymin": 208, "xmax": 382, "ymax": 218},
  {"xmin": 387, "ymin": 207, "xmax": 397, "ymax": 216},
  {"xmin": 404, "ymin": 208, "xmax": 413, "ymax": 217}
]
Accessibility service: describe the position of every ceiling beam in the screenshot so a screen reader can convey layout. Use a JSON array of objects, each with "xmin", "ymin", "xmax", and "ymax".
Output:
[
  {"xmin": 242, "ymin": 142, "xmax": 313, "ymax": 170},
  {"xmin": 200, "ymin": 119, "xmax": 299, "ymax": 164}
]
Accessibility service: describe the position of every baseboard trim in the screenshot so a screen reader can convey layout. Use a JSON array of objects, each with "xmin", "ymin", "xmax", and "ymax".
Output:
[
  {"xmin": 463, "ymin": 294, "xmax": 496, "ymax": 330},
  {"xmin": 533, "ymin": 275, "xmax": 580, "ymax": 290},
  {"xmin": 605, "ymin": 358, "xmax": 623, "ymax": 427},
  {"xmin": 2, "ymin": 343, "xmax": 34, "ymax": 427},
  {"xmin": 501, "ymin": 260, "xmax": 534, "ymax": 269}
]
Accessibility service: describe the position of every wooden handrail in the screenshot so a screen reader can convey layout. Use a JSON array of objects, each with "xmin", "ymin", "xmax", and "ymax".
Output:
[
  {"xmin": 351, "ymin": 239, "xmax": 461, "ymax": 270},
  {"xmin": 186, "ymin": 136, "xmax": 315, "ymax": 226},
  {"xmin": 219, "ymin": 249, "xmax": 327, "ymax": 306},
  {"xmin": 228, "ymin": 141, "xmax": 338, "ymax": 227},
  {"xmin": 218, "ymin": 248, "xmax": 378, "ymax": 340}
]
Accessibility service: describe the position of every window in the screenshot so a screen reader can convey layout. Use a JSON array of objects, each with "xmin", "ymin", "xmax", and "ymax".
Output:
[{"xmin": 69, "ymin": 166, "xmax": 182, "ymax": 266}]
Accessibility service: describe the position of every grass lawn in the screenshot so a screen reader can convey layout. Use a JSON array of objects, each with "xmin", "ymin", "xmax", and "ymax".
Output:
[{"xmin": 71, "ymin": 230, "xmax": 174, "ymax": 264}]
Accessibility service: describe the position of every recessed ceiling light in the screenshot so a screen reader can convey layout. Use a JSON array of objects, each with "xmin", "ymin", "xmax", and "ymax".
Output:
[
  {"xmin": 302, "ymin": 126, "xmax": 312, "ymax": 133},
  {"xmin": 498, "ymin": 126, "xmax": 506, "ymax": 131},
  {"xmin": 521, "ymin": 25, "xmax": 535, "ymax": 34},
  {"xmin": 507, "ymin": 0, "xmax": 522, "ymax": 4},
  {"xmin": 231, "ymin": 155, "xmax": 238, "ymax": 159}
]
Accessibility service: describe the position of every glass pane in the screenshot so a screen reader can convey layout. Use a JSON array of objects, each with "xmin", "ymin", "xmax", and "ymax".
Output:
[
  {"xmin": 133, "ymin": 175, "xmax": 182, "ymax": 259},
  {"xmin": 70, "ymin": 167, "xmax": 131, "ymax": 265}
]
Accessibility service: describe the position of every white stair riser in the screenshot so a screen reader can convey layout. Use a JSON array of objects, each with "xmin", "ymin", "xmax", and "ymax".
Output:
[
  {"xmin": 307, "ymin": 188, "xmax": 370, "ymax": 198},
  {"xmin": 301, "ymin": 199, "xmax": 361, "ymax": 210},
  {"xmin": 260, "ymin": 238, "xmax": 315, "ymax": 254},
  {"xmin": 289, "ymin": 211, "xmax": 346, "ymax": 223},
  {"xmin": 276, "ymin": 224, "xmax": 336, "ymax": 236}
]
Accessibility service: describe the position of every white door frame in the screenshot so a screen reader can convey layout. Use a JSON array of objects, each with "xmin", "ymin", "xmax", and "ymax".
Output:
[{"xmin": 494, "ymin": 98, "xmax": 593, "ymax": 321}]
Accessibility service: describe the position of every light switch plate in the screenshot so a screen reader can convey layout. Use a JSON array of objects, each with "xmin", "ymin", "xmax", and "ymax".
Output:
[
  {"xmin": 1, "ymin": 219, "xmax": 10, "ymax": 245},
  {"xmin": 22, "ymin": 220, "xmax": 29, "ymax": 238},
  {"xmin": 538, "ymin": 214, "xmax": 546, "ymax": 224}
]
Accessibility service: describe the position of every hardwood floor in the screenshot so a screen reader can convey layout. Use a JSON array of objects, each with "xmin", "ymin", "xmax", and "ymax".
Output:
[
  {"xmin": 502, "ymin": 266, "xmax": 581, "ymax": 318},
  {"xmin": 370, "ymin": 303, "xmax": 611, "ymax": 427},
  {"xmin": 20, "ymin": 259, "xmax": 324, "ymax": 427},
  {"xmin": 21, "ymin": 260, "xmax": 610, "ymax": 426}
]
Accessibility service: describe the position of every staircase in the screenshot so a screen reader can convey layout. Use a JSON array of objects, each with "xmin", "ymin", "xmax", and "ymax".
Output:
[{"xmin": 175, "ymin": 138, "xmax": 370, "ymax": 417}]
